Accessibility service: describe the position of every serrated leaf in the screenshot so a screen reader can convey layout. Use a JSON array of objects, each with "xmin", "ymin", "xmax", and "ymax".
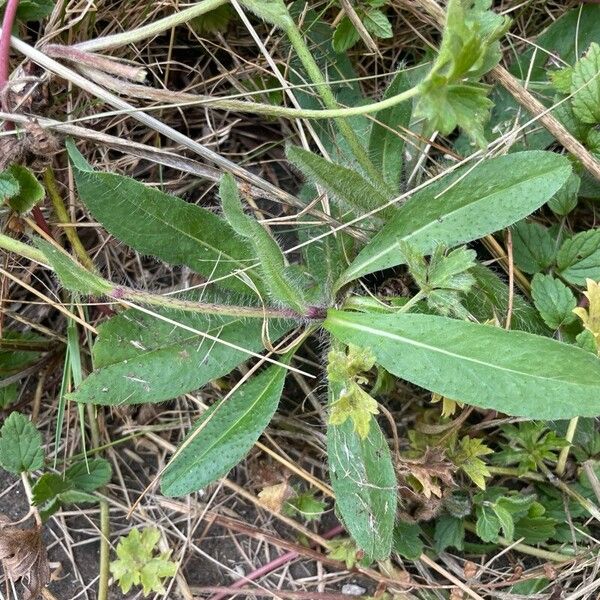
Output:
[
  {"xmin": 392, "ymin": 522, "xmax": 423, "ymax": 560},
  {"xmin": 32, "ymin": 473, "xmax": 70, "ymax": 506},
  {"xmin": 65, "ymin": 459, "xmax": 112, "ymax": 492},
  {"xmin": 324, "ymin": 310, "xmax": 600, "ymax": 419},
  {"xmin": 549, "ymin": 67, "xmax": 573, "ymax": 94},
  {"xmin": 434, "ymin": 514, "xmax": 465, "ymax": 553},
  {"xmin": 492, "ymin": 503, "xmax": 514, "ymax": 541},
  {"xmin": 161, "ymin": 363, "xmax": 287, "ymax": 496},
  {"xmin": 332, "ymin": 17, "xmax": 360, "ymax": 53},
  {"xmin": 0, "ymin": 412, "xmax": 44, "ymax": 475},
  {"xmin": 531, "ymin": 273, "xmax": 577, "ymax": 330},
  {"xmin": 338, "ymin": 151, "xmax": 571, "ymax": 285},
  {"xmin": 475, "ymin": 505, "xmax": 501, "ymax": 542},
  {"xmin": 368, "ymin": 70, "xmax": 413, "ymax": 192},
  {"xmin": 363, "ymin": 9, "xmax": 392, "ymax": 39},
  {"xmin": 513, "ymin": 516, "xmax": 556, "ymax": 544},
  {"xmin": 286, "ymin": 145, "xmax": 393, "ymax": 219},
  {"xmin": 327, "ymin": 409, "xmax": 396, "ymax": 561},
  {"xmin": 557, "ymin": 229, "xmax": 600, "ymax": 285},
  {"xmin": 71, "ymin": 305, "xmax": 292, "ymax": 405},
  {"xmin": 511, "ymin": 221, "xmax": 556, "ymax": 274},
  {"xmin": 548, "ymin": 172, "xmax": 580, "ymax": 216},
  {"xmin": 571, "ymin": 42, "xmax": 600, "ymax": 124},
  {"xmin": 66, "ymin": 140, "xmax": 260, "ymax": 295},
  {"xmin": 4, "ymin": 165, "xmax": 44, "ymax": 214},
  {"xmin": 110, "ymin": 528, "xmax": 177, "ymax": 596}
]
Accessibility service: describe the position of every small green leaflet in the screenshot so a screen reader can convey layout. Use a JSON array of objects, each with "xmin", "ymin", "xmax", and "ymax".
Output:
[
  {"xmin": 0, "ymin": 412, "xmax": 44, "ymax": 475},
  {"xmin": 161, "ymin": 363, "xmax": 287, "ymax": 496},
  {"xmin": 327, "ymin": 380, "xmax": 396, "ymax": 561},
  {"xmin": 434, "ymin": 514, "xmax": 464, "ymax": 553},
  {"xmin": 338, "ymin": 151, "xmax": 571, "ymax": 285},
  {"xmin": 392, "ymin": 522, "xmax": 424, "ymax": 560},
  {"xmin": 70, "ymin": 305, "xmax": 292, "ymax": 406},
  {"xmin": 324, "ymin": 310, "xmax": 600, "ymax": 419},
  {"xmin": 531, "ymin": 273, "xmax": 577, "ymax": 330},
  {"xmin": 548, "ymin": 172, "xmax": 580, "ymax": 216},
  {"xmin": 556, "ymin": 229, "xmax": 600, "ymax": 285},
  {"xmin": 511, "ymin": 221, "xmax": 556, "ymax": 275},
  {"xmin": 65, "ymin": 140, "xmax": 261, "ymax": 295},
  {"xmin": 2, "ymin": 165, "xmax": 44, "ymax": 214},
  {"xmin": 368, "ymin": 70, "xmax": 413, "ymax": 192},
  {"xmin": 571, "ymin": 42, "xmax": 600, "ymax": 124}
]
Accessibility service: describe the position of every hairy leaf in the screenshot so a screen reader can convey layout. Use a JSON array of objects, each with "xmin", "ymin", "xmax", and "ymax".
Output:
[
  {"xmin": 339, "ymin": 151, "xmax": 571, "ymax": 285},
  {"xmin": 327, "ymin": 386, "xmax": 396, "ymax": 561},
  {"xmin": 161, "ymin": 364, "xmax": 287, "ymax": 496},
  {"xmin": 368, "ymin": 70, "xmax": 413, "ymax": 192},
  {"xmin": 0, "ymin": 413, "xmax": 44, "ymax": 475},
  {"xmin": 286, "ymin": 145, "xmax": 393, "ymax": 219},
  {"xmin": 324, "ymin": 310, "xmax": 600, "ymax": 419},
  {"xmin": 531, "ymin": 273, "xmax": 577, "ymax": 330},
  {"xmin": 557, "ymin": 230, "xmax": 600, "ymax": 285},
  {"xmin": 3, "ymin": 165, "xmax": 44, "ymax": 214},
  {"xmin": 571, "ymin": 42, "xmax": 600, "ymax": 124},
  {"xmin": 66, "ymin": 140, "xmax": 259, "ymax": 295},
  {"xmin": 71, "ymin": 305, "xmax": 292, "ymax": 406}
]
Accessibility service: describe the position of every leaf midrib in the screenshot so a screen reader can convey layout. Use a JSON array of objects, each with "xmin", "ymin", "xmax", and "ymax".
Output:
[{"xmin": 328, "ymin": 315, "xmax": 594, "ymax": 389}]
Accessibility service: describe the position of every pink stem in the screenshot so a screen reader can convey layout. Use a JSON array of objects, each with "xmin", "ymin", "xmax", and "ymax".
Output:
[
  {"xmin": 208, "ymin": 525, "xmax": 344, "ymax": 600},
  {"xmin": 0, "ymin": 0, "xmax": 19, "ymax": 90}
]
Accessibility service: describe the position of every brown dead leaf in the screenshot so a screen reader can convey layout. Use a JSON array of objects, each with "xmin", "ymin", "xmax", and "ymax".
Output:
[
  {"xmin": 257, "ymin": 483, "xmax": 295, "ymax": 513},
  {"xmin": 463, "ymin": 560, "xmax": 478, "ymax": 579},
  {"xmin": 396, "ymin": 447, "xmax": 455, "ymax": 499},
  {"xmin": 0, "ymin": 515, "xmax": 49, "ymax": 600}
]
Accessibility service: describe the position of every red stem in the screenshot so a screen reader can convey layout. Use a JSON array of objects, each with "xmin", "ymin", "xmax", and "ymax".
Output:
[
  {"xmin": 0, "ymin": 0, "xmax": 19, "ymax": 91},
  {"xmin": 208, "ymin": 525, "xmax": 344, "ymax": 600}
]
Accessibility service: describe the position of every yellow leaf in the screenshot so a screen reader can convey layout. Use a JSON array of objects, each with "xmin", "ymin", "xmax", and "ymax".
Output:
[{"xmin": 573, "ymin": 279, "xmax": 600, "ymax": 346}]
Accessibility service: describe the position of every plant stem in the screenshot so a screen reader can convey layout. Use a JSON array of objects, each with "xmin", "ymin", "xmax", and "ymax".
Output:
[
  {"xmin": 283, "ymin": 21, "xmax": 389, "ymax": 189},
  {"xmin": 0, "ymin": 0, "xmax": 19, "ymax": 88},
  {"xmin": 73, "ymin": 0, "xmax": 229, "ymax": 52},
  {"xmin": 0, "ymin": 232, "xmax": 48, "ymax": 263},
  {"xmin": 44, "ymin": 167, "xmax": 95, "ymax": 271},
  {"xmin": 397, "ymin": 290, "xmax": 426, "ymax": 313},
  {"xmin": 463, "ymin": 522, "xmax": 574, "ymax": 563},
  {"xmin": 555, "ymin": 416, "xmax": 578, "ymax": 476},
  {"xmin": 86, "ymin": 404, "xmax": 110, "ymax": 600}
]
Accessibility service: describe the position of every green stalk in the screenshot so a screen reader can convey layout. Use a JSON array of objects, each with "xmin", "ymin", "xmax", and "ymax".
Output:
[{"xmin": 282, "ymin": 21, "xmax": 389, "ymax": 189}]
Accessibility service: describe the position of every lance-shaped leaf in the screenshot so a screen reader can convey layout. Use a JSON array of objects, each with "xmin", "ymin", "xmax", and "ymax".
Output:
[
  {"xmin": 368, "ymin": 70, "xmax": 413, "ymax": 192},
  {"xmin": 327, "ymin": 380, "xmax": 397, "ymax": 561},
  {"xmin": 66, "ymin": 140, "xmax": 260, "ymax": 295},
  {"xmin": 338, "ymin": 151, "xmax": 571, "ymax": 286},
  {"xmin": 286, "ymin": 145, "xmax": 394, "ymax": 219},
  {"xmin": 70, "ymin": 307, "xmax": 293, "ymax": 405},
  {"xmin": 161, "ymin": 363, "xmax": 287, "ymax": 496},
  {"xmin": 324, "ymin": 310, "xmax": 600, "ymax": 419}
]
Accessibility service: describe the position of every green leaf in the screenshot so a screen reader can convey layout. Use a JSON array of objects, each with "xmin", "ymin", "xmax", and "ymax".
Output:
[
  {"xmin": 286, "ymin": 145, "xmax": 393, "ymax": 219},
  {"xmin": 531, "ymin": 273, "xmax": 577, "ymax": 330},
  {"xmin": 492, "ymin": 503, "xmax": 514, "ymax": 541},
  {"xmin": 0, "ymin": 412, "xmax": 44, "ymax": 474},
  {"xmin": 284, "ymin": 491, "xmax": 326, "ymax": 522},
  {"xmin": 339, "ymin": 151, "xmax": 571, "ymax": 285},
  {"xmin": 35, "ymin": 239, "xmax": 112, "ymax": 296},
  {"xmin": 549, "ymin": 67, "xmax": 573, "ymax": 94},
  {"xmin": 434, "ymin": 514, "xmax": 465, "ymax": 553},
  {"xmin": 0, "ymin": 383, "xmax": 18, "ymax": 409},
  {"xmin": 511, "ymin": 221, "xmax": 556, "ymax": 274},
  {"xmin": 324, "ymin": 310, "xmax": 600, "ymax": 419},
  {"xmin": 238, "ymin": 0, "xmax": 291, "ymax": 29},
  {"xmin": 363, "ymin": 9, "xmax": 392, "ymax": 39},
  {"xmin": 219, "ymin": 174, "xmax": 307, "ymax": 313},
  {"xmin": 4, "ymin": 165, "xmax": 44, "ymax": 214},
  {"xmin": 557, "ymin": 229, "xmax": 600, "ymax": 285},
  {"xmin": 392, "ymin": 522, "xmax": 423, "ymax": 560},
  {"xmin": 368, "ymin": 70, "xmax": 413, "ymax": 192},
  {"xmin": 571, "ymin": 42, "xmax": 600, "ymax": 124},
  {"xmin": 452, "ymin": 436, "xmax": 492, "ymax": 490},
  {"xmin": 332, "ymin": 17, "xmax": 360, "ymax": 53},
  {"xmin": 514, "ymin": 516, "xmax": 556, "ymax": 544},
  {"xmin": 475, "ymin": 505, "xmax": 501, "ymax": 543},
  {"xmin": 71, "ymin": 305, "xmax": 292, "ymax": 406},
  {"xmin": 65, "ymin": 459, "xmax": 112, "ymax": 492},
  {"xmin": 66, "ymin": 140, "xmax": 259, "ymax": 295},
  {"xmin": 0, "ymin": 170, "xmax": 20, "ymax": 201},
  {"xmin": 548, "ymin": 172, "xmax": 580, "ymax": 216},
  {"xmin": 110, "ymin": 528, "xmax": 177, "ymax": 596},
  {"xmin": 15, "ymin": 0, "xmax": 54, "ymax": 21},
  {"xmin": 32, "ymin": 473, "xmax": 71, "ymax": 506},
  {"xmin": 190, "ymin": 5, "xmax": 234, "ymax": 34},
  {"xmin": 327, "ymin": 380, "xmax": 396, "ymax": 561},
  {"xmin": 58, "ymin": 489, "xmax": 98, "ymax": 504},
  {"xmin": 161, "ymin": 363, "xmax": 287, "ymax": 496}
]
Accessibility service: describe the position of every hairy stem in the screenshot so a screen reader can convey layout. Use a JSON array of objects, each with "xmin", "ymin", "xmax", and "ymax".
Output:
[
  {"xmin": 283, "ymin": 21, "xmax": 389, "ymax": 189},
  {"xmin": 0, "ymin": 0, "xmax": 19, "ymax": 88},
  {"xmin": 73, "ymin": 0, "xmax": 228, "ymax": 52}
]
